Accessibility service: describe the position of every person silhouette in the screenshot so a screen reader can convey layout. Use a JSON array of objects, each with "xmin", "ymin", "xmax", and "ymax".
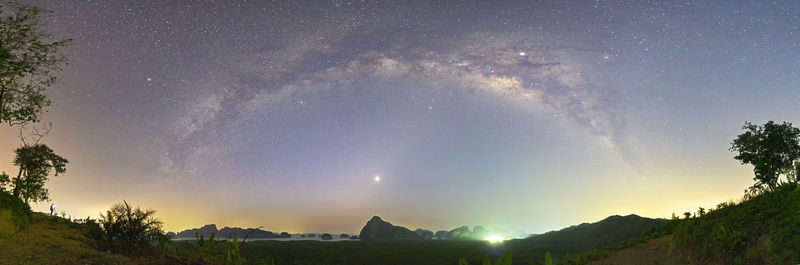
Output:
[{"xmin": 50, "ymin": 203, "xmax": 56, "ymax": 215}]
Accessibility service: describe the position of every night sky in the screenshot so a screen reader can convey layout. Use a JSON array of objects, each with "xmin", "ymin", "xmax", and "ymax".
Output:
[{"xmin": 1, "ymin": 1, "xmax": 799, "ymax": 234}]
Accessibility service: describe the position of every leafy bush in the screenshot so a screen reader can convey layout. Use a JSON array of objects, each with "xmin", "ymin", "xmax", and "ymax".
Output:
[
  {"xmin": 197, "ymin": 232, "xmax": 219, "ymax": 262},
  {"xmin": 674, "ymin": 219, "xmax": 744, "ymax": 259},
  {"xmin": 0, "ymin": 190, "xmax": 31, "ymax": 232},
  {"xmin": 98, "ymin": 200, "xmax": 165, "ymax": 253},
  {"xmin": 225, "ymin": 237, "xmax": 246, "ymax": 265}
]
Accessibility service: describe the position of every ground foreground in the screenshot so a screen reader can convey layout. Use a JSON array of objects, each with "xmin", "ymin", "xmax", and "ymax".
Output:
[
  {"xmin": 585, "ymin": 182, "xmax": 800, "ymax": 265},
  {"xmin": 0, "ymin": 212, "xmax": 128, "ymax": 264},
  {"xmin": 586, "ymin": 235, "xmax": 696, "ymax": 265}
]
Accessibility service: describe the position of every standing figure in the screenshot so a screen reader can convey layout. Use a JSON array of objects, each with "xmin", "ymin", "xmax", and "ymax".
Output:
[{"xmin": 50, "ymin": 203, "xmax": 56, "ymax": 215}]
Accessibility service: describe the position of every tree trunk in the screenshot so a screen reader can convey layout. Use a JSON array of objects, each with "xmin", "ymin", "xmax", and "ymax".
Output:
[
  {"xmin": 0, "ymin": 86, "xmax": 5, "ymax": 122},
  {"xmin": 11, "ymin": 167, "xmax": 22, "ymax": 198}
]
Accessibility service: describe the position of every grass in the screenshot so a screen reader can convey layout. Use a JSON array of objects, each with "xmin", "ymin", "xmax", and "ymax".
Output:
[
  {"xmin": 671, "ymin": 182, "xmax": 800, "ymax": 264},
  {"xmin": 0, "ymin": 212, "xmax": 127, "ymax": 265},
  {"xmin": 571, "ymin": 182, "xmax": 800, "ymax": 265}
]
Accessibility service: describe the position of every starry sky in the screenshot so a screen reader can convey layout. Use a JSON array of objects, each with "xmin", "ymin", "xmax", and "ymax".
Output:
[{"xmin": 1, "ymin": 1, "xmax": 799, "ymax": 234}]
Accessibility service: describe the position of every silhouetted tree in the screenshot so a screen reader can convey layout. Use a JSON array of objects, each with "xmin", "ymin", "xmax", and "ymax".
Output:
[
  {"xmin": 0, "ymin": 2, "xmax": 69, "ymax": 126},
  {"xmin": 730, "ymin": 121, "xmax": 800, "ymax": 193},
  {"xmin": 0, "ymin": 125, "xmax": 67, "ymax": 204}
]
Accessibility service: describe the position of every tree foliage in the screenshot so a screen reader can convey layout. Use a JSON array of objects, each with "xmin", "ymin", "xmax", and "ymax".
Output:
[
  {"xmin": 730, "ymin": 121, "xmax": 800, "ymax": 193},
  {"xmin": 0, "ymin": 171, "xmax": 9, "ymax": 192},
  {"xmin": 0, "ymin": 2, "xmax": 69, "ymax": 126},
  {"xmin": 0, "ymin": 142, "xmax": 67, "ymax": 203},
  {"xmin": 98, "ymin": 201, "xmax": 165, "ymax": 252}
]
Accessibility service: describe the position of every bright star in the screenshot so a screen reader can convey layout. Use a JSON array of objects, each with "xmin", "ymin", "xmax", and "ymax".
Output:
[
  {"xmin": 146, "ymin": 77, "xmax": 152, "ymax": 82},
  {"xmin": 374, "ymin": 175, "xmax": 381, "ymax": 182}
]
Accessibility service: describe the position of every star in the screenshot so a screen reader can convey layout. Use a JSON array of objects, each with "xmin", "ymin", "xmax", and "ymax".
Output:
[{"xmin": 373, "ymin": 175, "xmax": 381, "ymax": 182}]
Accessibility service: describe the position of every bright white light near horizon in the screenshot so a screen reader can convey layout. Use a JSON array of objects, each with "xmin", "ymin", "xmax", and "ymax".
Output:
[
  {"xmin": 486, "ymin": 236, "xmax": 504, "ymax": 243},
  {"xmin": 374, "ymin": 175, "xmax": 381, "ymax": 182},
  {"xmin": 519, "ymin": 52, "xmax": 526, "ymax": 56}
]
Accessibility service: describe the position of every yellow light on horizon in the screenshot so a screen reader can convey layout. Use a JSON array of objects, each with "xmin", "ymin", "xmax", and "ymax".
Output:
[{"xmin": 486, "ymin": 236, "xmax": 504, "ymax": 243}]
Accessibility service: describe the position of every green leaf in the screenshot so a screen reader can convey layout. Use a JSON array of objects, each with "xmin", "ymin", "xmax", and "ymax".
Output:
[
  {"xmin": 545, "ymin": 251, "xmax": 553, "ymax": 265},
  {"xmin": 459, "ymin": 258, "xmax": 469, "ymax": 265},
  {"xmin": 496, "ymin": 251, "xmax": 512, "ymax": 265},
  {"xmin": 482, "ymin": 256, "xmax": 492, "ymax": 265}
]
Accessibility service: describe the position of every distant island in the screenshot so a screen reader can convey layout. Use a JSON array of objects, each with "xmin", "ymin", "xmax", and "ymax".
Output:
[
  {"xmin": 358, "ymin": 216, "xmax": 421, "ymax": 240},
  {"xmin": 174, "ymin": 224, "xmax": 291, "ymax": 239}
]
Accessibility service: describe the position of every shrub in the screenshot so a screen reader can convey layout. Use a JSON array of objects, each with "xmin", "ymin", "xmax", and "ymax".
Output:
[
  {"xmin": 0, "ymin": 190, "xmax": 31, "ymax": 231},
  {"xmin": 197, "ymin": 232, "xmax": 219, "ymax": 262},
  {"xmin": 225, "ymin": 237, "xmax": 246, "ymax": 265},
  {"xmin": 98, "ymin": 200, "xmax": 164, "ymax": 253}
]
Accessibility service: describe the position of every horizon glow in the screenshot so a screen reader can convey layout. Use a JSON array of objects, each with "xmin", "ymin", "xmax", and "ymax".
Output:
[{"xmin": 486, "ymin": 236, "xmax": 505, "ymax": 244}]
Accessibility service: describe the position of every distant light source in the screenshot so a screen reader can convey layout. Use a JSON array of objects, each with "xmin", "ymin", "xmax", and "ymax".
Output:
[
  {"xmin": 518, "ymin": 52, "xmax": 526, "ymax": 56},
  {"xmin": 374, "ymin": 175, "xmax": 381, "ymax": 182},
  {"xmin": 486, "ymin": 236, "xmax": 504, "ymax": 243}
]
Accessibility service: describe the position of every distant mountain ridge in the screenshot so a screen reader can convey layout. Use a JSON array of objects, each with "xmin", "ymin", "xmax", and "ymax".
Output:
[
  {"xmin": 358, "ymin": 217, "xmax": 525, "ymax": 241},
  {"xmin": 519, "ymin": 214, "xmax": 666, "ymax": 252},
  {"xmin": 174, "ymin": 224, "xmax": 291, "ymax": 239}
]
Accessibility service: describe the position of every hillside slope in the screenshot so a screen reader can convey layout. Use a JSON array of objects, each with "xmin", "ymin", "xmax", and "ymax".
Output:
[
  {"xmin": 0, "ymin": 191, "xmax": 196, "ymax": 265},
  {"xmin": 0, "ymin": 212, "xmax": 130, "ymax": 265},
  {"xmin": 585, "ymin": 235, "xmax": 696, "ymax": 265},
  {"xmin": 518, "ymin": 214, "xmax": 665, "ymax": 253},
  {"xmin": 587, "ymin": 182, "xmax": 800, "ymax": 265},
  {"xmin": 0, "ymin": 190, "xmax": 127, "ymax": 264}
]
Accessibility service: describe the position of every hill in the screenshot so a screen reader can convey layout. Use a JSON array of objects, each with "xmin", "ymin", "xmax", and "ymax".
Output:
[
  {"xmin": 585, "ymin": 182, "xmax": 800, "ymax": 265},
  {"xmin": 518, "ymin": 214, "xmax": 665, "ymax": 253},
  {"xmin": 175, "ymin": 224, "xmax": 219, "ymax": 238},
  {"xmin": 0, "ymin": 191, "xmax": 125, "ymax": 264},
  {"xmin": 0, "ymin": 191, "xmax": 195, "ymax": 265},
  {"xmin": 0, "ymin": 212, "xmax": 133, "ymax": 265},
  {"xmin": 358, "ymin": 216, "xmax": 421, "ymax": 240}
]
